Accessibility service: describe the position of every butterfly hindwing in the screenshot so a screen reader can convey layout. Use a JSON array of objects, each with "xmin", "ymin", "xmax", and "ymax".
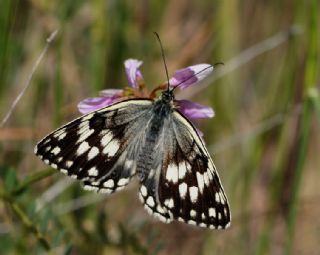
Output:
[
  {"xmin": 35, "ymin": 99, "xmax": 153, "ymax": 193},
  {"xmin": 138, "ymin": 110, "xmax": 231, "ymax": 229}
]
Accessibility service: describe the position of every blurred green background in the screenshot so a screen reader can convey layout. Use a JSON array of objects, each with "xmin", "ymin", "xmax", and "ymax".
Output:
[{"xmin": 0, "ymin": 0, "xmax": 319, "ymax": 254}]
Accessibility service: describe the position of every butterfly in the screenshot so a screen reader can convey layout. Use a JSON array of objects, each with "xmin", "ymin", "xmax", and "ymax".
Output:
[
  {"xmin": 34, "ymin": 35, "xmax": 231, "ymax": 229},
  {"xmin": 34, "ymin": 88, "xmax": 231, "ymax": 229}
]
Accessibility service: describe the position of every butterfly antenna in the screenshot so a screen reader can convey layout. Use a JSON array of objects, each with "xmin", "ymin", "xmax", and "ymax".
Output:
[
  {"xmin": 154, "ymin": 32, "xmax": 170, "ymax": 91},
  {"xmin": 171, "ymin": 62, "xmax": 223, "ymax": 92}
]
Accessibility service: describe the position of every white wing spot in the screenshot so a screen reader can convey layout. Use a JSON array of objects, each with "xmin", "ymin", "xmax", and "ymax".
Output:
[
  {"xmin": 144, "ymin": 204, "xmax": 153, "ymax": 215},
  {"xmin": 50, "ymin": 163, "xmax": 57, "ymax": 169},
  {"xmin": 102, "ymin": 140, "xmax": 120, "ymax": 157},
  {"xmin": 44, "ymin": 146, "xmax": 51, "ymax": 152},
  {"xmin": 66, "ymin": 160, "xmax": 73, "ymax": 168},
  {"xmin": 201, "ymin": 213, "xmax": 206, "ymax": 220},
  {"xmin": 101, "ymin": 132, "xmax": 113, "ymax": 147},
  {"xmin": 203, "ymin": 171, "xmax": 210, "ymax": 186},
  {"xmin": 54, "ymin": 128, "xmax": 66, "ymax": 140},
  {"xmin": 207, "ymin": 171, "xmax": 214, "ymax": 181},
  {"xmin": 77, "ymin": 128, "xmax": 94, "ymax": 144},
  {"xmin": 118, "ymin": 178, "xmax": 128, "ymax": 186},
  {"xmin": 156, "ymin": 205, "xmax": 166, "ymax": 214},
  {"xmin": 218, "ymin": 212, "xmax": 222, "ymax": 220},
  {"xmin": 189, "ymin": 186, "xmax": 199, "ymax": 203},
  {"xmin": 58, "ymin": 132, "xmax": 66, "ymax": 140},
  {"xmin": 196, "ymin": 172, "xmax": 205, "ymax": 194},
  {"xmin": 209, "ymin": 208, "xmax": 216, "ymax": 218},
  {"xmin": 44, "ymin": 159, "xmax": 49, "ymax": 164},
  {"xmin": 88, "ymin": 146, "xmax": 99, "ymax": 160},
  {"xmin": 116, "ymin": 186, "xmax": 125, "ymax": 191},
  {"xmin": 166, "ymin": 164, "xmax": 178, "ymax": 184},
  {"xmin": 215, "ymin": 192, "xmax": 220, "ymax": 203},
  {"xmin": 154, "ymin": 212, "xmax": 169, "ymax": 223},
  {"xmin": 146, "ymin": 196, "xmax": 155, "ymax": 207},
  {"xmin": 103, "ymin": 179, "xmax": 114, "ymax": 189},
  {"xmin": 140, "ymin": 185, "xmax": 147, "ymax": 197},
  {"xmin": 220, "ymin": 193, "xmax": 225, "ymax": 204},
  {"xmin": 60, "ymin": 169, "xmax": 68, "ymax": 174},
  {"xmin": 83, "ymin": 185, "xmax": 98, "ymax": 192},
  {"xmin": 77, "ymin": 141, "xmax": 90, "ymax": 156},
  {"xmin": 164, "ymin": 198, "xmax": 174, "ymax": 208},
  {"xmin": 88, "ymin": 167, "xmax": 98, "ymax": 176},
  {"xmin": 187, "ymin": 220, "xmax": 197, "ymax": 225},
  {"xmin": 99, "ymin": 188, "xmax": 112, "ymax": 194},
  {"xmin": 179, "ymin": 183, "xmax": 188, "ymax": 199},
  {"xmin": 78, "ymin": 121, "xmax": 89, "ymax": 133},
  {"xmin": 190, "ymin": 209, "xmax": 197, "ymax": 218},
  {"xmin": 178, "ymin": 161, "xmax": 187, "ymax": 180},
  {"xmin": 82, "ymin": 113, "xmax": 94, "ymax": 121},
  {"xmin": 51, "ymin": 146, "xmax": 61, "ymax": 155},
  {"xmin": 42, "ymin": 138, "xmax": 50, "ymax": 145},
  {"xmin": 199, "ymin": 223, "xmax": 207, "ymax": 227},
  {"xmin": 178, "ymin": 217, "xmax": 185, "ymax": 222}
]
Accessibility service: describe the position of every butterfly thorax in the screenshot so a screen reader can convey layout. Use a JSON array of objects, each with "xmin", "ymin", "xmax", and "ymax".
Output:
[
  {"xmin": 136, "ymin": 91, "xmax": 173, "ymax": 181},
  {"xmin": 153, "ymin": 90, "xmax": 174, "ymax": 115}
]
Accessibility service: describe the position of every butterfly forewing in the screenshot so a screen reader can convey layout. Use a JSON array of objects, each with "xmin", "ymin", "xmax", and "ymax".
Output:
[{"xmin": 35, "ymin": 99, "xmax": 153, "ymax": 193}]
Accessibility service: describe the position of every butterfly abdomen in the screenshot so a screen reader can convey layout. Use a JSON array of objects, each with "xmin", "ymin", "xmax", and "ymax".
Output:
[{"xmin": 136, "ymin": 100, "xmax": 171, "ymax": 181}]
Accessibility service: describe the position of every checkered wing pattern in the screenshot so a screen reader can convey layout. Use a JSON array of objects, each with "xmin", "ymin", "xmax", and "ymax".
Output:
[
  {"xmin": 139, "ymin": 111, "xmax": 231, "ymax": 229},
  {"xmin": 34, "ymin": 99, "xmax": 153, "ymax": 193}
]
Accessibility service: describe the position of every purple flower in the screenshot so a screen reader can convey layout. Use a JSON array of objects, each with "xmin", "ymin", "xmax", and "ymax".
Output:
[
  {"xmin": 77, "ymin": 59, "xmax": 145, "ymax": 114},
  {"xmin": 169, "ymin": 64, "xmax": 213, "ymax": 89},
  {"xmin": 176, "ymin": 100, "xmax": 215, "ymax": 120},
  {"xmin": 78, "ymin": 89, "xmax": 123, "ymax": 114},
  {"xmin": 77, "ymin": 59, "xmax": 215, "ymax": 134},
  {"xmin": 124, "ymin": 59, "xmax": 144, "ymax": 88}
]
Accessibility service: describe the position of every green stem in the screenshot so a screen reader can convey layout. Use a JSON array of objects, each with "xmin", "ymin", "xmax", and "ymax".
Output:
[
  {"xmin": 0, "ymin": 192, "xmax": 51, "ymax": 251},
  {"xmin": 0, "ymin": 168, "xmax": 56, "ymax": 250},
  {"xmin": 11, "ymin": 201, "xmax": 51, "ymax": 251},
  {"xmin": 284, "ymin": 97, "xmax": 312, "ymax": 255}
]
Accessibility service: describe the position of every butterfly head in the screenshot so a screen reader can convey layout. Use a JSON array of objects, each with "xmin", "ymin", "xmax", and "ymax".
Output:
[{"xmin": 160, "ymin": 89, "xmax": 174, "ymax": 104}]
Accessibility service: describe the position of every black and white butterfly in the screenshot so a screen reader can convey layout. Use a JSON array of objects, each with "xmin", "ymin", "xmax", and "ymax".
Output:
[{"xmin": 34, "ymin": 89, "xmax": 231, "ymax": 229}]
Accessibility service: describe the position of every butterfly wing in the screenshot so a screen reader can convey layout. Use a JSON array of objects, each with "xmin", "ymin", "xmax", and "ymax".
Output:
[
  {"xmin": 35, "ymin": 99, "xmax": 153, "ymax": 193},
  {"xmin": 139, "ymin": 110, "xmax": 231, "ymax": 229}
]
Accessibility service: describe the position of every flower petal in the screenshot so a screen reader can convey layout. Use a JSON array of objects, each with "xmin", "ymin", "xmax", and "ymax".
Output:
[
  {"xmin": 169, "ymin": 64, "xmax": 213, "ymax": 89},
  {"xmin": 124, "ymin": 59, "xmax": 143, "ymax": 88},
  {"xmin": 99, "ymin": 89, "xmax": 123, "ymax": 97},
  {"xmin": 176, "ymin": 99, "xmax": 215, "ymax": 119},
  {"xmin": 78, "ymin": 89, "xmax": 123, "ymax": 114}
]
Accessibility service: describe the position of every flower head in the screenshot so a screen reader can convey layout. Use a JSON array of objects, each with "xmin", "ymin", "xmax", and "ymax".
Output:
[
  {"xmin": 124, "ymin": 59, "xmax": 144, "ymax": 88},
  {"xmin": 77, "ymin": 59, "xmax": 215, "ymax": 135},
  {"xmin": 169, "ymin": 64, "xmax": 213, "ymax": 89}
]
